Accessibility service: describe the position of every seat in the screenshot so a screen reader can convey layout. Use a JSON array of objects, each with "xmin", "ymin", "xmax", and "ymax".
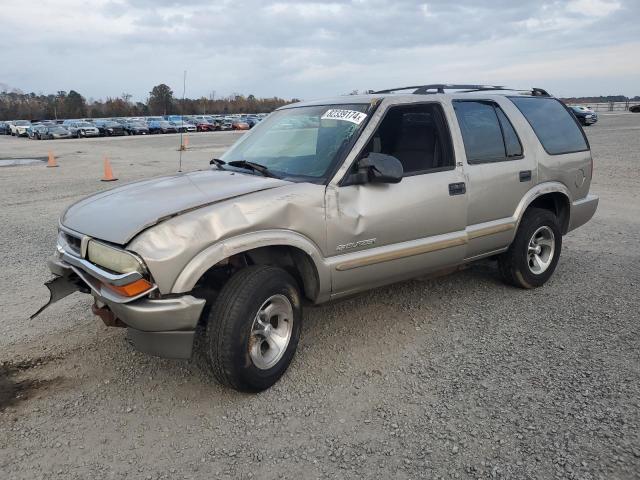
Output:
[{"xmin": 391, "ymin": 123, "xmax": 439, "ymax": 173}]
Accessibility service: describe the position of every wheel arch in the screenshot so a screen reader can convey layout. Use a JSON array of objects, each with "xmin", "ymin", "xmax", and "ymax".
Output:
[
  {"xmin": 515, "ymin": 182, "xmax": 572, "ymax": 235},
  {"xmin": 171, "ymin": 230, "xmax": 330, "ymax": 303}
]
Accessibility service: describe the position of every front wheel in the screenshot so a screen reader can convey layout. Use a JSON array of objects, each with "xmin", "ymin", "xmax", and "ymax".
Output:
[
  {"xmin": 201, "ymin": 266, "xmax": 302, "ymax": 392},
  {"xmin": 498, "ymin": 208, "xmax": 562, "ymax": 289}
]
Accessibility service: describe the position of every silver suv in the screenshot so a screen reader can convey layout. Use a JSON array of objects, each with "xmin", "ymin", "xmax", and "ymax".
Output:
[
  {"xmin": 61, "ymin": 120, "xmax": 100, "ymax": 138},
  {"xmin": 36, "ymin": 84, "xmax": 598, "ymax": 391}
]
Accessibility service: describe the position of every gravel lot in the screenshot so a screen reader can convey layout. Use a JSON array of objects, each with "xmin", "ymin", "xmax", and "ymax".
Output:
[{"xmin": 1, "ymin": 116, "xmax": 639, "ymax": 479}]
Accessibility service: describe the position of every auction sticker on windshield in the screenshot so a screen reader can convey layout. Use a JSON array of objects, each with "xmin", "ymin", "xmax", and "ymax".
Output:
[{"xmin": 321, "ymin": 109, "xmax": 367, "ymax": 125}]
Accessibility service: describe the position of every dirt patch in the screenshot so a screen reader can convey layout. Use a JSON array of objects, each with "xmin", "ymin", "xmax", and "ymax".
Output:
[{"xmin": 0, "ymin": 356, "xmax": 63, "ymax": 410}]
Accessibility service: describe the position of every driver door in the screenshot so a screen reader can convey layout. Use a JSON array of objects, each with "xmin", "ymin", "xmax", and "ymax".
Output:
[{"xmin": 325, "ymin": 101, "xmax": 468, "ymax": 297}]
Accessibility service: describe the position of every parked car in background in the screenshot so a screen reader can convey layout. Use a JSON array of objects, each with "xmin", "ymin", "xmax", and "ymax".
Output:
[
  {"xmin": 62, "ymin": 120, "xmax": 100, "ymax": 138},
  {"xmin": 569, "ymin": 105, "xmax": 598, "ymax": 126},
  {"xmin": 11, "ymin": 120, "xmax": 32, "ymax": 136},
  {"xmin": 94, "ymin": 120, "xmax": 125, "ymax": 136},
  {"xmin": 232, "ymin": 119, "xmax": 250, "ymax": 130},
  {"xmin": 170, "ymin": 120, "xmax": 197, "ymax": 133},
  {"xmin": 123, "ymin": 121, "xmax": 150, "ymax": 135},
  {"xmin": 40, "ymin": 125, "xmax": 73, "ymax": 140},
  {"xmin": 191, "ymin": 119, "xmax": 214, "ymax": 132},
  {"xmin": 147, "ymin": 120, "xmax": 178, "ymax": 134},
  {"xmin": 629, "ymin": 105, "xmax": 640, "ymax": 113},
  {"xmin": 244, "ymin": 116, "xmax": 260, "ymax": 128},
  {"xmin": 220, "ymin": 119, "xmax": 234, "ymax": 131},
  {"xmin": 0, "ymin": 122, "xmax": 9, "ymax": 135},
  {"xmin": 27, "ymin": 124, "xmax": 47, "ymax": 139}
]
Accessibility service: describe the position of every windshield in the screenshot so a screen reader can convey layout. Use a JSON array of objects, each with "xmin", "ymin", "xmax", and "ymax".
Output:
[
  {"xmin": 77, "ymin": 122, "xmax": 93, "ymax": 127},
  {"xmin": 220, "ymin": 104, "xmax": 368, "ymax": 181},
  {"xmin": 15, "ymin": 120, "xmax": 31, "ymax": 126}
]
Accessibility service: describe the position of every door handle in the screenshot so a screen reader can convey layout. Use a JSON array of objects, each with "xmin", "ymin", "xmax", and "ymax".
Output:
[
  {"xmin": 448, "ymin": 182, "xmax": 466, "ymax": 196},
  {"xmin": 519, "ymin": 170, "xmax": 532, "ymax": 182}
]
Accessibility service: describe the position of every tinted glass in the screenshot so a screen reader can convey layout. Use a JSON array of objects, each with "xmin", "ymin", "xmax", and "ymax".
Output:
[
  {"xmin": 510, "ymin": 97, "xmax": 588, "ymax": 154},
  {"xmin": 454, "ymin": 101, "xmax": 505, "ymax": 163},
  {"xmin": 495, "ymin": 108, "xmax": 523, "ymax": 158}
]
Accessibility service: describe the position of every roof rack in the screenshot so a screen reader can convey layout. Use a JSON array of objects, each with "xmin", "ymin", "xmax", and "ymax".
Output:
[{"xmin": 372, "ymin": 84, "xmax": 550, "ymax": 97}]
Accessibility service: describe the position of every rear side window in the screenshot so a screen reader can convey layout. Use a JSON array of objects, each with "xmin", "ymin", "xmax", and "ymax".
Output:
[
  {"xmin": 495, "ymin": 108, "xmax": 523, "ymax": 158},
  {"xmin": 453, "ymin": 101, "xmax": 523, "ymax": 164},
  {"xmin": 509, "ymin": 97, "xmax": 588, "ymax": 155}
]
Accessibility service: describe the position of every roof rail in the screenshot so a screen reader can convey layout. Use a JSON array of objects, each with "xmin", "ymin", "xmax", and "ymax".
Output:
[{"xmin": 372, "ymin": 84, "xmax": 551, "ymax": 96}]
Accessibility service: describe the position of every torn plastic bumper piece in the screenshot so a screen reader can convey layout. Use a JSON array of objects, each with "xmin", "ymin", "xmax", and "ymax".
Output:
[{"xmin": 33, "ymin": 255, "xmax": 206, "ymax": 360}]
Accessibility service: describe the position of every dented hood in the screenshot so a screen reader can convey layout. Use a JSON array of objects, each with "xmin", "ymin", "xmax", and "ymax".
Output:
[{"xmin": 61, "ymin": 170, "xmax": 288, "ymax": 244}]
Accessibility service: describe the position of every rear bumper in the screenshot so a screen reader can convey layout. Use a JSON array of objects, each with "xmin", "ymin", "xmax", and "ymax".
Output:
[
  {"xmin": 568, "ymin": 194, "xmax": 599, "ymax": 232},
  {"xmin": 47, "ymin": 256, "xmax": 205, "ymax": 359}
]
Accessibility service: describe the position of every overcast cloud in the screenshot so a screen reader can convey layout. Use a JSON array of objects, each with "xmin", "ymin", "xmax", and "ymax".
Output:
[{"xmin": 1, "ymin": 0, "xmax": 638, "ymax": 101}]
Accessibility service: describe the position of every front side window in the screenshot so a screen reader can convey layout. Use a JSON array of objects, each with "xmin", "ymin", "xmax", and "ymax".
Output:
[
  {"xmin": 509, "ymin": 97, "xmax": 588, "ymax": 155},
  {"xmin": 453, "ymin": 100, "xmax": 523, "ymax": 164},
  {"xmin": 221, "ymin": 104, "xmax": 368, "ymax": 182},
  {"xmin": 358, "ymin": 103, "xmax": 455, "ymax": 175}
]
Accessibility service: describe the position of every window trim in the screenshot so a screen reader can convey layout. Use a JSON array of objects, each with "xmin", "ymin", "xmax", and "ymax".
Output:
[
  {"xmin": 507, "ymin": 96, "xmax": 590, "ymax": 156},
  {"xmin": 339, "ymin": 101, "xmax": 456, "ymax": 186},
  {"xmin": 452, "ymin": 99, "xmax": 525, "ymax": 165}
]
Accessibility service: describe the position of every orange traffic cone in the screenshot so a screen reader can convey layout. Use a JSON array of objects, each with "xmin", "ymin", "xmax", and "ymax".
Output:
[
  {"xmin": 179, "ymin": 134, "xmax": 189, "ymax": 151},
  {"xmin": 46, "ymin": 151, "xmax": 58, "ymax": 168},
  {"xmin": 101, "ymin": 156, "xmax": 118, "ymax": 182}
]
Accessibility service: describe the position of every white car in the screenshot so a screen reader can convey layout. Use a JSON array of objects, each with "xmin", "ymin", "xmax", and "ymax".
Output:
[{"xmin": 11, "ymin": 120, "xmax": 32, "ymax": 137}]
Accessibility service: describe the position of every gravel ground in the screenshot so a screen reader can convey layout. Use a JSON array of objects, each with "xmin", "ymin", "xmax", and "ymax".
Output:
[{"xmin": 0, "ymin": 116, "xmax": 639, "ymax": 479}]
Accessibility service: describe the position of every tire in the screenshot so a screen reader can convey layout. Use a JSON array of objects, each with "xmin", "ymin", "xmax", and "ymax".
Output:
[
  {"xmin": 201, "ymin": 265, "xmax": 303, "ymax": 392},
  {"xmin": 498, "ymin": 207, "xmax": 562, "ymax": 289}
]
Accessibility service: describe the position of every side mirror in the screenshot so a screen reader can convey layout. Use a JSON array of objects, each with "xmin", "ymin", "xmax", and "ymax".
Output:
[{"xmin": 353, "ymin": 153, "xmax": 403, "ymax": 184}]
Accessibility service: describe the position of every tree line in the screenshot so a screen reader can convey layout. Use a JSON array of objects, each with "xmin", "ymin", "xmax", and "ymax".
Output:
[{"xmin": 0, "ymin": 84, "xmax": 299, "ymax": 121}]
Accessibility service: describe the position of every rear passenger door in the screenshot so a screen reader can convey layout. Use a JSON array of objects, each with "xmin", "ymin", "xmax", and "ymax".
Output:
[{"xmin": 452, "ymin": 99, "xmax": 536, "ymax": 258}]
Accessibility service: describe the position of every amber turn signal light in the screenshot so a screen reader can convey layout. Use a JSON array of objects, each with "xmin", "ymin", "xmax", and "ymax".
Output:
[{"xmin": 105, "ymin": 278, "xmax": 153, "ymax": 297}]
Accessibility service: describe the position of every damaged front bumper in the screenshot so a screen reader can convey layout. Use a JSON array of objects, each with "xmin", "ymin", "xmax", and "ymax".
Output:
[{"xmin": 36, "ymin": 255, "xmax": 206, "ymax": 360}]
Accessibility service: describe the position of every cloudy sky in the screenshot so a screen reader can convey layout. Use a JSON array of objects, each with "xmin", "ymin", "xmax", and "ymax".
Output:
[{"xmin": 1, "ymin": 0, "xmax": 638, "ymax": 101}]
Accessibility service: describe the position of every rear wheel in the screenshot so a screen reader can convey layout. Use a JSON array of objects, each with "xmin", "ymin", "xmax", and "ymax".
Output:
[
  {"xmin": 498, "ymin": 208, "xmax": 562, "ymax": 289},
  {"xmin": 201, "ymin": 266, "xmax": 302, "ymax": 392}
]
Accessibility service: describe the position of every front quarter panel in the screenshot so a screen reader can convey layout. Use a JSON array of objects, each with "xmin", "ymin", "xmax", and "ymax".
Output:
[{"xmin": 127, "ymin": 182, "xmax": 327, "ymax": 294}]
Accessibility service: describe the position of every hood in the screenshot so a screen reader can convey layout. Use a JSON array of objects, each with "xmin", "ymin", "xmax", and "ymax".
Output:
[{"xmin": 61, "ymin": 170, "xmax": 289, "ymax": 245}]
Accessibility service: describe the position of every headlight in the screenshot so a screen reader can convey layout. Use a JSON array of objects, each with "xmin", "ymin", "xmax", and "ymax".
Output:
[{"xmin": 87, "ymin": 240, "xmax": 144, "ymax": 274}]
